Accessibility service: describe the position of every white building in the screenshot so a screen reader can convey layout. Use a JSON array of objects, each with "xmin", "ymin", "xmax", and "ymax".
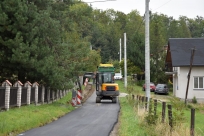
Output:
[{"xmin": 165, "ymin": 38, "xmax": 204, "ymax": 103}]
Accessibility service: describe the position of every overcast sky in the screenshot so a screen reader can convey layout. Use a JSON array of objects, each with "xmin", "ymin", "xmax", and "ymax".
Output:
[{"xmin": 82, "ymin": 0, "xmax": 204, "ymax": 19}]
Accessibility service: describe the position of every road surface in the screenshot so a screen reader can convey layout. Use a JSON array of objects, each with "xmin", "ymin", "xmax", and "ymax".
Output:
[{"xmin": 18, "ymin": 91, "xmax": 120, "ymax": 136}]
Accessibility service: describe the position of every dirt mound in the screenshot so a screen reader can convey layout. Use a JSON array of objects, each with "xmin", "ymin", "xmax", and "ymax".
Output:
[{"xmin": 82, "ymin": 83, "xmax": 95, "ymax": 103}]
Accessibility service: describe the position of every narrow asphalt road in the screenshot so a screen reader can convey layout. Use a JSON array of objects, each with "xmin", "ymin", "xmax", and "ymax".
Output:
[{"xmin": 18, "ymin": 91, "xmax": 120, "ymax": 136}]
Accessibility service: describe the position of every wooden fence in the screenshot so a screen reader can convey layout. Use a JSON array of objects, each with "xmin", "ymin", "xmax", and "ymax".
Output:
[
  {"xmin": 0, "ymin": 80, "xmax": 69, "ymax": 111},
  {"xmin": 133, "ymin": 95, "xmax": 196, "ymax": 136}
]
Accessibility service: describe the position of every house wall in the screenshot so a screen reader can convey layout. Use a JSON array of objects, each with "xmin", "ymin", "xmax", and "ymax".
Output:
[
  {"xmin": 174, "ymin": 67, "xmax": 204, "ymax": 102},
  {"xmin": 172, "ymin": 67, "xmax": 179, "ymax": 97}
]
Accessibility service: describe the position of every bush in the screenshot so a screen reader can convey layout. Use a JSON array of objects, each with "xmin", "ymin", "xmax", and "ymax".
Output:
[
  {"xmin": 192, "ymin": 96, "xmax": 197, "ymax": 104},
  {"xmin": 137, "ymin": 80, "xmax": 145, "ymax": 87},
  {"xmin": 144, "ymin": 100, "xmax": 158, "ymax": 125}
]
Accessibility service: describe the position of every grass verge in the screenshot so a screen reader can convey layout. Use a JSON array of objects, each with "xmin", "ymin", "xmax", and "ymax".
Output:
[
  {"xmin": 115, "ymin": 79, "xmax": 204, "ymax": 136},
  {"xmin": 0, "ymin": 92, "xmax": 75, "ymax": 136},
  {"xmin": 118, "ymin": 97, "xmax": 148, "ymax": 136}
]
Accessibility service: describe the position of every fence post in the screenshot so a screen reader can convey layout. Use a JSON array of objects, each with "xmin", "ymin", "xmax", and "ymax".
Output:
[
  {"xmin": 149, "ymin": 98, "xmax": 152, "ymax": 113},
  {"xmin": 41, "ymin": 86, "xmax": 45, "ymax": 104},
  {"xmin": 138, "ymin": 95, "xmax": 141, "ymax": 104},
  {"xmin": 47, "ymin": 88, "xmax": 50, "ymax": 103},
  {"xmin": 162, "ymin": 102, "xmax": 166, "ymax": 123},
  {"xmin": 142, "ymin": 96, "xmax": 145, "ymax": 108},
  {"xmin": 154, "ymin": 99, "xmax": 157, "ymax": 116},
  {"xmin": 2, "ymin": 80, "xmax": 12, "ymax": 111},
  {"xmin": 24, "ymin": 81, "xmax": 32, "ymax": 105},
  {"xmin": 167, "ymin": 104, "xmax": 173, "ymax": 131},
  {"xmin": 14, "ymin": 81, "xmax": 23, "ymax": 108},
  {"xmin": 145, "ymin": 97, "xmax": 148, "ymax": 111},
  {"xmin": 32, "ymin": 82, "xmax": 39, "ymax": 105},
  {"xmin": 132, "ymin": 94, "xmax": 135, "ymax": 100},
  {"xmin": 190, "ymin": 108, "xmax": 195, "ymax": 136}
]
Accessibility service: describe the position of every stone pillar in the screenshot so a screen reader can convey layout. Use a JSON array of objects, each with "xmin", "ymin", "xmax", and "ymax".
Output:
[
  {"xmin": 2, "ymin": 80, "xmax": 12, "ymax": 111},
  {"xmin": 57, "ymin": 90, "xmax": 59, "ymax": 100},
  {"xmin": 24, "ymin": 81, "xmax": 32, "ymax": 105},
  {"xmin": 14, "ymin": 81, "xmax": 23, "ymax": 107},
  {"xmin": 47, "ymin": 88, "xmax": 50, "ymax": 103},
  {"xmin": 42, "ymin": 86, "xmax": 45, "ymax": 104},
  {"xmin": 63, "ymin": 90, "xmax": 65, "ymax": 96},
  {"xmin": 52, "ymin": 90, "xmax": 55, "ymax": 101},
  {"xmin": 32, "ymin": 82, "xmax": 39, "ymax": 105},
  {"xmin": 60, "ymin": 90, "xmax": 62, "ymax": 98}
]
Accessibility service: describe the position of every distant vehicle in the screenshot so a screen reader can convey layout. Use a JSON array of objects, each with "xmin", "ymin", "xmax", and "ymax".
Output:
[
  {"xmin": 142, "ymin": 82, "xmax": 156, "ymax": 92},
  {"xmin": 95, "ymin": 64, "xmax": 120, "ymax": 103},
  {"xmin": 154, "ymin": 84, "xmax": 169, "ymax": 95},
  {"xmin": 114, "ymin": 73, "xmax": 123, "ymax": 80}
]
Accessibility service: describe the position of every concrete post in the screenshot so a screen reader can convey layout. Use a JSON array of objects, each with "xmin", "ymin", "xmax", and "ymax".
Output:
[
  {"xmin": 47, "ymin": 88, "xmax": 50, "ymax": 103},
  {"xmin": 14, "ymin": 81, "xmax": 23, "ymax": 107},
  {"xmin": 24, "ymin": 81, "xmax": 32, "ymax": 105},
  {"xmin": 2, "ymin": 80, "xmax": 12, "ymax": 111},
  {"xmin": 42, "ymin": 86, "xmax": 45, "ymax": 104},
  {"xmin": 32, "ymin": 82, "xmax": 39, "ymax": 105}
]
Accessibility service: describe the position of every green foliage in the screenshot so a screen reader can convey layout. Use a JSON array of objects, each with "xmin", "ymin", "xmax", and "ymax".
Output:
[
  {"xmin": 150, "ymin": 13, "xmax": 168, "ymax": 84},
  {"xmin": 144, "ymin": 100, "xmax": 158, "ymax": 125},
  {"xmin": 0, "ymin": 0, "xmax": 92, "ymax": 89},
  {"xmin": 126, "ymin": 11, "xmax": 145, "ymax": 72},
  {"xmin": 0, "ymin": 0, "xmax": 203, "ymax": 90},
  {"xmin": 192, "ymin": 96, "xmax": 197, "ymax": 104},
  {"xmin": 119, "ymin": 97, "xmax": 148, "ymax": 136},
  {"xmin": 120, "ymin": 59, "xmax": 142, "ymax": 76},
  {"xmin": 137, "ymin": 80, "xmax": 145, "ymax": 87},
  {"xmin": 169, "ymin": 97, "xmax": 186, "ymax": 126},
  {"xmin": 188, "ymin": 16, "xmax": 204, "ymax": 38}
]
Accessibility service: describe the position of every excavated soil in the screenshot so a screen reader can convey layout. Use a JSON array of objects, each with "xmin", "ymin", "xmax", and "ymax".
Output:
[{"xmin": 81, "ymin": 83, "xmax": 95, "ymax": 103}]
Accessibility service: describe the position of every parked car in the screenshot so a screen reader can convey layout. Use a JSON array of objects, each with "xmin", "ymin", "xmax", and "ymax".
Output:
[
  {"xmin": 154, "ymin": 84, "xmax": 169, "ymax": 94},
  {"xmin": 142, "ymin": 82, "xmax": 156, "ymax": 92},
  {"xmin": 114, "ymin": 73, "xmax": 123, "ymax": 80}
]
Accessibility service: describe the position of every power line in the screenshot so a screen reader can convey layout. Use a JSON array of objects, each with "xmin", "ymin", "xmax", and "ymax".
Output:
[
  {"xmin": 83, "ymin": 0, "xmax": 116, "ymax": 4},
  {"xmin": 152, "ymin": 0, "xmax": 173, "ymax": 12}
]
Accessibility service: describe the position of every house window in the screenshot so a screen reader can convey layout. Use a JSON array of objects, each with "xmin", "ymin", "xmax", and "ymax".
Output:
[{"xmin": 194, "ymin": 77, "xmax": 204, "ymax": 89}]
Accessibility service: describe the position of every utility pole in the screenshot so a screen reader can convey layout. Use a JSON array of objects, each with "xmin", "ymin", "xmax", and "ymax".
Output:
[
  {"xmin": 185, "ymin": 47, "xmax": 196, "ymax": 105},
  {"xmin": 124, "ymin": 33, "xmax": 127, "ymax": 88},
  {"xmin": 145, "ymin": 0, "xmax": 150, "ymax": 100},
  {"xmin": 120, "ymin": 38, "xmax": 122, "ymax": 75}
]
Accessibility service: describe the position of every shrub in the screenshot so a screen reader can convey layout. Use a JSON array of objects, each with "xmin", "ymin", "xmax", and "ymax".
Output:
[
  {"xmin": 192, "ymin": 96, "xmax": 197, "ymax": 104},
  {"xmin": 169, "ymin": 97, "xmax": 186, "ymax": 126},
  {"xmin": 144, "ymin": 100, "xmax": 158, "ymax": 125},
  {"xmin": 137, "ymin": 80, "xmax": 145, "ymax": 87}
]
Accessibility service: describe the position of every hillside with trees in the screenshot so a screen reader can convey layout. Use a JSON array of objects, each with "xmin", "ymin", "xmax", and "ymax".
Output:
[{"xmin": 0, "ymin": 0, "xmax": 204, "ymax": 89}]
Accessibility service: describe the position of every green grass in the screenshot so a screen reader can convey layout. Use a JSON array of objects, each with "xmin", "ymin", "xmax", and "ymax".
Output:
[
  {"xmin": 0, "ymin": 92, "xmax": 75, "ymax": 136},
  {"xmin": 115, "ymin": 79, "xmax": 204, "ymax": 136},
  {"xmin": 115, "ymin": 79, "xmax": 147, "ymax": 136},
  {"xmin": 118, "ymin": 97, "xmax": 148, "ymax": 136},
  {"xmin": 2, "ymin": 80, "xmax": 204, "ymax": 136}
]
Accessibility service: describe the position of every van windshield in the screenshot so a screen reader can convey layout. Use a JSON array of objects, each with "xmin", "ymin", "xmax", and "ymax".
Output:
[{"xmin": 115, "ymin": 73, "xmax": 121, "ymax": 76}]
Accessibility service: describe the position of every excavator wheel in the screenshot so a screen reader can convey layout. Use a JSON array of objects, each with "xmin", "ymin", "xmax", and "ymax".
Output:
[
  {"xmin": 96, "ymin": 96, "xmax": 101, "ymax": 103},
  {"xmin": 112, "ymin": 97, "xmax": 117, "ymax": 103}
]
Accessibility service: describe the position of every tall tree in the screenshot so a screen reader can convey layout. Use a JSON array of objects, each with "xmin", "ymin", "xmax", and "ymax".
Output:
[
  {"xmin": 125, "ymin": 11, "xmax": 145, "ymax": 72},
  {"xmin": 150, "ymin": 13, "xmax": 168, "ymax": 83}
]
